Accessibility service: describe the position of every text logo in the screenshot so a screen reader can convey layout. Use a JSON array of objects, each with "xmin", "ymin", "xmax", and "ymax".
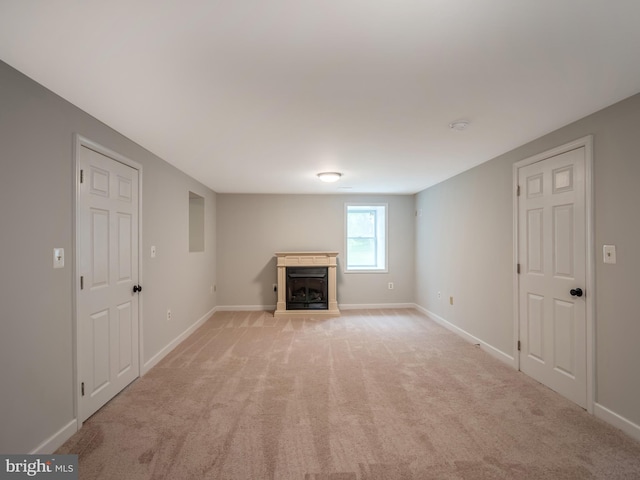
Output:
[{"xmin": 1, "ymin": 455, "xmax": 77, "ymax": 480}]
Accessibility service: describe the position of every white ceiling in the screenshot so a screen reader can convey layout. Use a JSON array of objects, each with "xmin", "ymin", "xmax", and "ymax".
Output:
[{"xmin": 2, "ymin": 1, "xmax": 640, "ymax": 194}]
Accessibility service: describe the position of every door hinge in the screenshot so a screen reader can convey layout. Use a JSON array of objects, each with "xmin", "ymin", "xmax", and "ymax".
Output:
[
  {"xmin": 517, "ymin": 264, "xmax": 521, "ymax": 274},
  {"xmin": 81, "ymin": 382, "xmax": 85, "ymax": 396},
  {"xmin": 80, "ymin": 169, "xmax": 84, "ymax": 184},
  {"xmin": 517, "ymin": 340, "xmax": 521, "ymax": 351},
  {"xmin": 517, "ymin": 185, "xmax": 521, "ymax": 196},
  {"xmin": 80, "ymin": 276, "xmax": 84, "ymax": 290}
]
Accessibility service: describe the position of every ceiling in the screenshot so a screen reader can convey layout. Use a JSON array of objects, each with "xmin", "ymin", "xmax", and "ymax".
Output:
[{"xmin": 1, "ymin": 1, "xmax": 640, "ymax": 194}]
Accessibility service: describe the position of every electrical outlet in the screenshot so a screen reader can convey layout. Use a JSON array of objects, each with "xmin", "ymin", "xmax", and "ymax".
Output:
[
  {"xmin": 167, "ymin": 309, "xmax": 172, "ymax": 321},
  {"xmin": 388, "ymin": 282, "xmax": 394, "ymax": 290},
  {"xmin": 437, "ymin": 291, "xmax": 442, "ymax": 300}
]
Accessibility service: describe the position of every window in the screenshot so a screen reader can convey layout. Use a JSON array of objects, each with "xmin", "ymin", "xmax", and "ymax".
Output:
[{"xmin": 345, "ymin": 204, "xmax": 387, "ymax": 272}]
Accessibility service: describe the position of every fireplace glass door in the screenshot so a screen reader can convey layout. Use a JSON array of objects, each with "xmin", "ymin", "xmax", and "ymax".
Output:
[{"xmin": 286, "ymin": 267, "xmax": 328, "ymax": 310}]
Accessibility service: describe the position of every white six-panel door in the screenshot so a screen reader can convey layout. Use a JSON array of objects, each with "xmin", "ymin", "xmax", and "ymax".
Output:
[
  {"xmin": 518, "ymin": 146, "xmax": 587, "ymax": 408},
  {"xmin": 78, "ymin": 145, "xmax": 140, "ymax": 422}
]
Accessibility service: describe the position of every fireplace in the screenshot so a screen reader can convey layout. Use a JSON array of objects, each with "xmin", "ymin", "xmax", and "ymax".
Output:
[
  {"xmin": 274, "ymin": 252, "xmax": 339, "ymax": 317},
  {"xmin": 286, "ymin": 267, "xmax": 328, "ymax": 310}
]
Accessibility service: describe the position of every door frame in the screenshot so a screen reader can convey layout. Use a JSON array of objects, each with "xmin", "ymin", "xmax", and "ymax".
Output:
[
  {"xmin": 512, "ymin": 135, "xmax": 595, "ymax": 413},
  {"xmin": 72, "ymin": 134, "xmax": 144, "ymax": 429}
]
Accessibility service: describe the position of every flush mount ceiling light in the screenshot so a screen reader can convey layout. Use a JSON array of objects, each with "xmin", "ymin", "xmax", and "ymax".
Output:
[
  {"xmin": 449, "ymin": 120, "xmax": 470, "ymax": 131},
  {"xmin": 317, "ymin": 172, "xmax": 342, "ymax": 183}
]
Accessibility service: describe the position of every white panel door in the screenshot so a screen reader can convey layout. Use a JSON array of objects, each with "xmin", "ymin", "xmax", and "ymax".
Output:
[
  {"xmin": 78, "ymin": 145, "xmax": 140, "ymax": 422},
  {"xmin": 518, "ymin": 147, "xmax": 587, "ymax": 408}
]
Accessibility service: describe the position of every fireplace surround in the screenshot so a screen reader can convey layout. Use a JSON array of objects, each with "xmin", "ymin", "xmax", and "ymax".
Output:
[{"xmin": 274, "ymin": 252, "xmax": 339, "ymax": 317}]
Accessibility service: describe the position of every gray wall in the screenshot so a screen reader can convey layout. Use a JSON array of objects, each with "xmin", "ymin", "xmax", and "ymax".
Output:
[
  {"xmin": 216, "ymin": 194, "xmax": 415, "ymax": 307},
  {"xmin": 415, "ymin": 92, "xmax": 640, "ymax": 428},
  {"xmin": 0, "ymin": 61, "xmax": 217, "ymax": 453},
  {"xmin": 414, "ymin": 155, "xmax": 514, "ymax": 352}
]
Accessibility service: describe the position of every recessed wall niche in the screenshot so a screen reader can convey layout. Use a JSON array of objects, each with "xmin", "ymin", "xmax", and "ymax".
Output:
[{"xmin": 189, "ymin": 191, "xmax": 205, "ymax": 252}]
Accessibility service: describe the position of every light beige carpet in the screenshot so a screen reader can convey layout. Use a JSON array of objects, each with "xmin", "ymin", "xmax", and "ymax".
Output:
[{"xmin": 58, "ymin": 309, "xmax": 640, "ymax": 479}]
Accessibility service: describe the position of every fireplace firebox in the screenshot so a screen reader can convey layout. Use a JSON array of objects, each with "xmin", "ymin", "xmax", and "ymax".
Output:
[{"xmin": 286, "ymin": 267, "xmax": 328, "ymax": 310}]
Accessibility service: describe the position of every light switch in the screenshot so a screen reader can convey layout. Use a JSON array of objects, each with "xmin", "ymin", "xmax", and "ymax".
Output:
[
  {"xmin": 603, "ymin": 245, "xmax": 616, "ymax": 264},
  {"xmin": 53, "ymin": 248, "xmax": 64, "ymax": 268},
  {"xmin": 151, "ymin": 246, "xmax": 156, "ymax": 258}
]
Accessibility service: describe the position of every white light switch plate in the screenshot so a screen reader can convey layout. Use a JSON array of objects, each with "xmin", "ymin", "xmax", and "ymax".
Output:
[
  {"xmin": 603, "ymin": 245, "xmax": 616, "ymax": 264},
  {"xmin": 53, "ymin": 248, "xmax": 64, "ymax": 268}
]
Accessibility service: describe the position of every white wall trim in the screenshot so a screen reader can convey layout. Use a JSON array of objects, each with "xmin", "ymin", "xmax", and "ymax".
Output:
[
  {"xmin": 340, "ymin": 303, "xmax": 415, "ymax": 310},
  {"xmin": 30, "ymin": 419, "xmax": 77, "ymax": 454},
  {"xmin": 414, "ymin": 304, "xmax": 517, "ymax": 368},
  {"xmin": 594, "ymin": 403, "xmax": 640, "ymax": 443},
  {"xmin": 216, "ymin": 305, "xmax": 276, "ymax": 312},
  {"xmin": 142, "ymin": 306, "xmax": 217, "ymax": 374},
  {"xmin": 216, "ymin": 303, "xmax": 416, "ymax": 312},
  {"xmin": 584, "ymin": 137, "xmax": 596, "ymax": 415}
]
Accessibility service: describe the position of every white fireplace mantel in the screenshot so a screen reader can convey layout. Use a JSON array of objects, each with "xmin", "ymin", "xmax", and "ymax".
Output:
[{"xmin": 274, "ymin": 251, "xmax": 340, "ymax": 317}]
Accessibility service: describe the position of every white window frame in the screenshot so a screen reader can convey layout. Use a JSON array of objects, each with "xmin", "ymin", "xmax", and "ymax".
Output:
[{"xmin": 344, "ymin": 203, "xmax": 388, "ymax": 273}]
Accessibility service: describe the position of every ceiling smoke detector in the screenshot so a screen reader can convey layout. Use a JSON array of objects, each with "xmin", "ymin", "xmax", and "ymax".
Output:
[
  {"xmin": 317, "ymin": 172, "xmax": 342, "ymax": 183},
  {"xmin": 449, "ymin": 120, "xmax": 470, "ymax": 131}
]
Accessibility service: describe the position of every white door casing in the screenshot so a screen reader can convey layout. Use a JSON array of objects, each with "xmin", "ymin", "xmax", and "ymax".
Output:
[
  {"xmin": 515, "ymin": 137, "xmax": 594, "ymax": 411},
  {"xmin": 76, "ymin": 139, "xmax": 141, "ymax": 422}
]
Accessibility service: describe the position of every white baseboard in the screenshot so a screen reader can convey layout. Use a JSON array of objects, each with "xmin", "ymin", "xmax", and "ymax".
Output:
[
  {"xmin": 142, "ymin": 306, "xmax": 217, "ymax": 374},
  {"xmin": 414, "ymin": 304, "xmax": 516, "ymax": 368},
  {"xmin": 594, "ymin": 403, "xmax": 640, "ymax": 443},
  {"xmin": 216, "ymin": 305, "xmax": 276, "ymax": 311},
  {"xmin": 216, "ymin": 303, "xmax": 416, "ymax": 312},
  {"xmin": 30, "ymin": 419, "xmax": 77, "ymax": 454},
  {"xmin": 339, "ymin": 303, "xmax": 416, "ymax": 310}
]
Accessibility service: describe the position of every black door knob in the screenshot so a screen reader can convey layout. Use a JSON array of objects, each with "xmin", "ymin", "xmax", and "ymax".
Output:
[
  {"xmin": 570, "ymin": 288, "xmax": 583, "ymax": 297},
  {"xmin": 133, "ymin": 285, "xmax": 142, "ymax": 293}
]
